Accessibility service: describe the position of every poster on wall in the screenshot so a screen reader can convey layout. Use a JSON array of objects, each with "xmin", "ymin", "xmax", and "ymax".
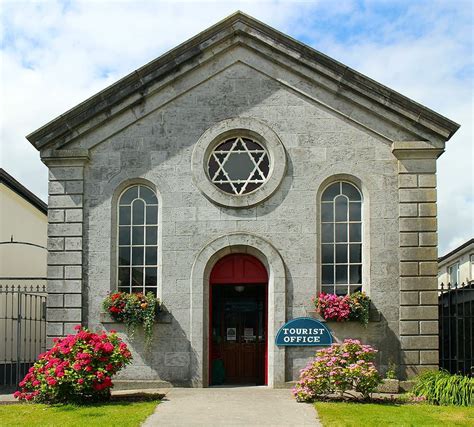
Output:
[{"xmin": 226, "ymin": 328, "xmax": 236, "ymax": 341}]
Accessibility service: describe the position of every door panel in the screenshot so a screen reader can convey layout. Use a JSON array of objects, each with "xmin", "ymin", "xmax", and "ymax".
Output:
[{"xmin": 211, "ymin": 284, "xmax": 266, "ymax": 385}]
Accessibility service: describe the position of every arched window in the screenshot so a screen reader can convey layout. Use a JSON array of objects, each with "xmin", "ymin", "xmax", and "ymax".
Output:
[
  {"xmin": 117, "ymin": 185, "xmax": 158, "ymax": 295},
  {"xmin": 320, "ymin": 181, "xmax": 362, "ymax": 295}
]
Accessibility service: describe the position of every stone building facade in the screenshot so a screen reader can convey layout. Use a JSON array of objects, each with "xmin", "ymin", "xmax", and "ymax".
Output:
[{"xmin": 27, "ymin": 13, "xmax": 459, "ymax": 387}]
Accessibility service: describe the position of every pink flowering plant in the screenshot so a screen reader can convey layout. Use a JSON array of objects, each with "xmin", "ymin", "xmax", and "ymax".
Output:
[
  {"xmin": 315, "ymin": 292, "xmax": 371, "ymax": 325},
  {"xmin": 13, "ymin": 326, "xmax": 132, "ymax": 403},
  {"xmin": 292, "ymin": 339, "xmax": 382, "ymax": 402}
]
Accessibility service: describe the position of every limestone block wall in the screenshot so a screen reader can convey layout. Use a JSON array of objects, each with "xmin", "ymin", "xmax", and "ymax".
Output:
[
  {"xmin": 393, "ymin": 141, "xmax": 443, "ymax": 378},
  {"xmin": 43, "ymin": 152, "xmax": 88, "ymax": 347}
]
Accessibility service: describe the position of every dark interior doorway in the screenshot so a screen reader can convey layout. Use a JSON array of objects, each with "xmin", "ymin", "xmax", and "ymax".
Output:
[{"xmin": 209, "ymin": 254, "xmax": 268, "ymax": 386}]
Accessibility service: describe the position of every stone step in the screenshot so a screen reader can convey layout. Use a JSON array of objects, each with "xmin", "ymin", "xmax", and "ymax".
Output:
[{"xmin": 113, "ymin": 380, "xmax": 173, "ymax": 391}]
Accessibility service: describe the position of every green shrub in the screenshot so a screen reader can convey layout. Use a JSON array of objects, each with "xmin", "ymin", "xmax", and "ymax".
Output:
[{"xmin": 411, "ymin": 370, "xmax": 473, "ymax": 406}]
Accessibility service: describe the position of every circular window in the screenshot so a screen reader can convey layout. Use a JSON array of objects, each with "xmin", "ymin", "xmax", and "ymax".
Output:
[
  {"xmin": 192, "ymin": 117, "xmax": 287, "ymax": 208},
  {"xmin": 207, "ymin": 136, "xmax": 270, "ymax": 195}
]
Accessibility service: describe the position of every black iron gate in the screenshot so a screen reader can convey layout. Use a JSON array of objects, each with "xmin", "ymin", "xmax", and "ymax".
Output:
[
  {"xmin": 0, "ymin": 283, "xmax": 47, "ymax": 389},
  {"xmin": 439, "ymin": 281, "xmax": 474, "ymax": 376}
]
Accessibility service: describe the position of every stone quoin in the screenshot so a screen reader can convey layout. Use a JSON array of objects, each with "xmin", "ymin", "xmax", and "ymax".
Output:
[{"xmin": 26, "ymin": 12, "xmax": 459, "ymax": 387}]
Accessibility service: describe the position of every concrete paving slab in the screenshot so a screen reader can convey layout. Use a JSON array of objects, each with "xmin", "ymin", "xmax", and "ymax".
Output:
[{"xmin": 142, "ymin": 386, "xmax": 321, "ymax": 426}]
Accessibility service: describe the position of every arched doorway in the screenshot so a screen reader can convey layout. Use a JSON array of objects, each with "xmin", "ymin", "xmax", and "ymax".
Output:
[{"xmin": 209, "ymin": 253, "xmax": 268, "ymax": 386}]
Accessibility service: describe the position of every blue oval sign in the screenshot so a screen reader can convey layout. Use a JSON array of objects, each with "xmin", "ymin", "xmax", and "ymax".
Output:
[{"xmin": 275, "ymin": 317, "xmax": 333, "ymax": 346}]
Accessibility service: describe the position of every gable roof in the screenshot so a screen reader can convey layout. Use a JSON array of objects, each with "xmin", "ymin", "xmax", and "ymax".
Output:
[
  {"xmin": 0, "ymin": 168, "xmax": 47, "ymax": 215},
  {"xmin": 27, "ymin": 11, "xmax": 460, "ymax": 151}
]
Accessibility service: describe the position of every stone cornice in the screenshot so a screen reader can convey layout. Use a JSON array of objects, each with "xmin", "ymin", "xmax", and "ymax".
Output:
[
  {"xmin": 41, "ymin": 149, "xmax": 90, "ymax": 167},
  {"xmin": 391, "ymin": 141, "xmax": 445, "ymax": 159}
]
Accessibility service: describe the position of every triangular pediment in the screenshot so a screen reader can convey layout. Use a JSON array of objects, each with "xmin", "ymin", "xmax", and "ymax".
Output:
[{"xmin": 27, "ymin": 11, "xmax": 459, "ymax": 152}]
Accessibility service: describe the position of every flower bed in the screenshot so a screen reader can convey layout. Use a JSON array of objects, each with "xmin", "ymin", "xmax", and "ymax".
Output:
[
  {"xmin": 314, "ymin": 291, "xmax": 371, "ymax": 325},
  {"xmin": 292, "ymin": 339, "xmax": 382, "ymax": 402},
  {"xmin": 102, "ymin": 292, "xmax": 160, "ymax": 347},
  {"xmin": 14, "ymin": 327, "xmax": 132, "ymax": 403}
]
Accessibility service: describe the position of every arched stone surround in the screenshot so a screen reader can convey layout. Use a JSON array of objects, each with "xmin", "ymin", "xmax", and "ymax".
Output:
[{"xmin": 190, "ymin": 233, "xmax": 286, "ymax": 387}]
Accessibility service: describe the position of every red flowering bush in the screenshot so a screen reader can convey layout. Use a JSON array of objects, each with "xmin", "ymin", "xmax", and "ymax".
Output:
[
  {"xmin": 13, "ymin": 326, "xmax": 132, "ymax": 403},
  {"xmin": 315, "ymin": 292, "xmax": 371, "ymax": 325},
  {"xmin": 103, "ymin": 292, "xmax": 159, "ymax": 348},
  {"xmin": 292, "ymin": 339, "xmax": 382, "ymax": 402}
]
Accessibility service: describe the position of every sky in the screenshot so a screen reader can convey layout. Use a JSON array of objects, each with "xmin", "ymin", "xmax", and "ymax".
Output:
[{"xmin": 0, "ymin": 0, "xmax": 473, "ymax": 255}]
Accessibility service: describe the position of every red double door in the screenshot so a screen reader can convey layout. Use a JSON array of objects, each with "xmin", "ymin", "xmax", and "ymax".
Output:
[{"xmin": 209, "ymin": 254, "xmax": 268, "ymax": 385}]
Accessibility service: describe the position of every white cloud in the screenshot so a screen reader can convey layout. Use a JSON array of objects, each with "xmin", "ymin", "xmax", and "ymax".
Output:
[{"xmin": 1, "ymin": 0, "xmax": 472, "ymax": 254}]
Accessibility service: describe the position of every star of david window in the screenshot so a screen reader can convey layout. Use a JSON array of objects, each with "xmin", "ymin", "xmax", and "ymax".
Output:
[{"xmin": 207, "ymin": 137, "xmax": 270, "ymax": 195}]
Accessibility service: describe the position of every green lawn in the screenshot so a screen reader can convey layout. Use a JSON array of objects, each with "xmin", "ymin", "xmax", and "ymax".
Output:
[
  {"xmin": 0, "ymin": 400, "xmax": 160, "ymax": 427},
  {"xmin": 315, "ymin": 402, "xmax": 474, "ymax": 427}
]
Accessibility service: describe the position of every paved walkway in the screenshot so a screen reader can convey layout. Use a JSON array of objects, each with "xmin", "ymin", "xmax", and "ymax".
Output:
[{"xmin": 143, "ymin": 386, "xmax": 321, "ymax": 426}]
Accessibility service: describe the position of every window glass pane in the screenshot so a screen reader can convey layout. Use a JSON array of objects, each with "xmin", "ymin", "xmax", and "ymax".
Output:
[
  {"xmin": 131, "ymin": 267, "xmax": 143, "ymax": 287},
  {"xmin": 322, "ymin": 244, "xmax": 334, "ymax": 263},
  {"xmin": 349, "ymin": 244, "xmax": 362, "ymax": 263},
  {"xmin": 118, "ymin": 268, "xmax": 130, "ymax": 289},
  {"xmin": 139, "ymin": 186, "xmax": 158, "ymax": 204},
  {"xmin": 119, "ymin": 206, "xmax": 131, "ymax": 225},
  {"xmin": 335, "ymin": 196, "xmax": 348, "ymax": 221},
  {"xmin": 349, "ymin": 202, "xmax": 361, "ymax": 221},
  {"xmin": 322, "ymin": 285, "xmax": 334, "ymax": 294},
  {"xmin": 335, "ymin": 286, "xmax": 347, "ymax": 296},
  {"xmin": 335, "ymin": 224, "xmax": 348, "ymax": 242},
  {"xmin": 322, "ymin": 183, "xmax": 340, "ymax": 201},
  {"xmin": 321, "ymin": 203, "xmax": 333, "ymax": 222},
  {"xmin": 349, "ymin": 223, "xmax": 362, "ymax": 242},
  {"xmin": 342, "ymin": 182, "xmax": 361, "ymax": 201},
  {"xmin": 336, "ymin": 265, "xmax": 348, "ymax": 284},
  {"xmin": 145, "ymin": 268, "xmax": 157, "ymax": 288},
  {"xmin": 322, "ymin": 265, "xmax": 334, "ymax": 285},
  {"xmin": 208, "ymin": 137, "xmax": 269, "ymax": 195},
  {"xmin": 132, "ymin": 226, "xmax": 144, "ymax": 245},
  {"xmin": 132, "ymin": 247, "xmax": 144, "ymax": 266},
  {"xmin": 146, "ymin": 226, "xmax": 158, "ymax": 245},
  {"xmin": 146, "ymin": 205, "xmax": 158, "ymax": 225},
  {"xmin": 119, "ymin": 227, "xmax": 130, "ymax": 245},
  {"xmin": 120, "ymin": 186, "xmax": 138, "ymax": 205},
  {"xmin": 119, "ymin": 247, "xmax": 130, "ymax": 266},
  {"xmin": 350, "ymin": 285, "xmax": 363, "ymax": 293},
  {"xmin": 350, "ymin": 265, "xmax": 362, "ymax": 284},
  {"xmin": 336, "ymin": 244, "xmax": 348, "ymax": 263},
  {"xmin": 321, "ymin": 223, "xmax": 334, "ymax": 243},
  {"xmin": 132, "ymin": 199, "xmax": 145, "ymax": 225},
  {"xmin": 145, "ymin": 247, "xmax": 157, "ymax": 265}
]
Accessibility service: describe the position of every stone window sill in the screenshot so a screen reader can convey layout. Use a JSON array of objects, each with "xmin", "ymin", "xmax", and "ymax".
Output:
[
  {"xmin": 99, "ymin": 311, "xmax": 172, "ymax": 324},
  {"xmin": 306, "ymin": 310, "xmax": 381, "ymax": 323}
]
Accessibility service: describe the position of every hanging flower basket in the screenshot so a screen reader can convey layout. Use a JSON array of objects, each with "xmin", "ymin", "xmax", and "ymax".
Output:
[
  {"xmin": 314, "ymin": 291, "xmax": 371, "ymax": 326},
  {"xmin": 102, "ymin": 292, "xmax": 160, "ymax": 349}
]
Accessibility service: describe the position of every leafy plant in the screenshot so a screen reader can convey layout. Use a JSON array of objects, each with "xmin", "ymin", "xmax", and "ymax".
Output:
[
  {"xmin": 102, "ymin": 292, "xmax": 160, "ymax": 348},
  {"xmin": 292, "ymin": 339, "xmax": 382, "ymax": 402},
  {"xmin": 411, "ymin": 370, "xmax": 473, "ymax": 406},
  {"xmin": 385, "ymin": 360, "xmax": 398, "ymax": 380},
  {"xmin": 348, "ymin": 292, "xmax": 371, "ymax": 326},
  {"xmin": 315, "ymin": 292, "xmax": 371, "ymax": 325},
  {"xmin": 14, "ymin": 327, "xmax": 132, "ymax": 403}
]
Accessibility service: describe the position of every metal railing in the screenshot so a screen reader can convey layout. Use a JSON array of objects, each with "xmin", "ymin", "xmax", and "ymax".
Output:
[
  {"xmin": 439, "ymin": 281, "xmax": 474, "ymax": 376},
  {"xmin": 0, "ymin": 283, "xmax": 47, "ymax": 389}
]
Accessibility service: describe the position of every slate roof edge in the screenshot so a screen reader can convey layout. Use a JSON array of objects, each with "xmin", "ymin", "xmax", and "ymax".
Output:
[
  {"xmin": 0, "ymin": 168, "xmax": 47, "ymax": 215},
  {"xmin": 438, "ymin": 238, "xmax": 474, "ymax": 264},
  {"xmin": 26, "ymin": 11, "xmax": 460, "ymax": 150}
]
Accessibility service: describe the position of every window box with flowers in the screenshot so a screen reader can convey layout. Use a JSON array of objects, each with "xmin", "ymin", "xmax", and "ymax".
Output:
[
  {"xmin": 102, "ymin": 292, "xmax": 167, "ymax": 349},
  {"xmin": 311, "ymin": 291, "xmax": 373, "ymax": 326}
]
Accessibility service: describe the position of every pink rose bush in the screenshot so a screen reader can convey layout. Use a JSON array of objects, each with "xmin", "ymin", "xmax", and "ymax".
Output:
[
  {"xmin": 14, "ymin": 326, "xmax": 132, "ymax": 403},
  {"xmin": 292, "ymin": 339, "xmax": 382, "ymax": 402}
]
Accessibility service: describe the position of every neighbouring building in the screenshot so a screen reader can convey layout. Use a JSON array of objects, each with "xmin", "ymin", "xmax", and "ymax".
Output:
[
  {"xmin": 26, "ymin": 13, "xmax": 460, "ymax": 387},
  {"xmin": 438, "ymin": 239, "xmax": 474, "ymax": 286},
  {"xmin": 0, "ymin": 168, "xmax": 48, "ymax": 283}
]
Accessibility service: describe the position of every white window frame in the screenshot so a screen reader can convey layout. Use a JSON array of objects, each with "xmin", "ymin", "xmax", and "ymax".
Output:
[{"xmin": 447, "ymin": 262, "xmax": 460, "ymax": 286}]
